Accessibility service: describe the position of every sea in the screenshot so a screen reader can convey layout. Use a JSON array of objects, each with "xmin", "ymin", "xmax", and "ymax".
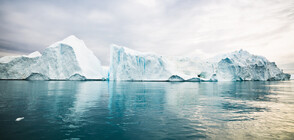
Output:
[{"xmin": 0, "ymin": 80, "xmax": 293, "ymax": 139}]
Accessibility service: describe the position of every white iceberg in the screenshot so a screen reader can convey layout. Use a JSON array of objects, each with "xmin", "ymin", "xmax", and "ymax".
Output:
[
  {"xmin": 109, "ymin": 45, "xmax": 172, "ymax": 81},
  {"xmin": 109, "ymin": 45, "xmax": 290, "ymax": 81},
  {"xmin": 208, "ymin": 50, "xmax": 290, "ymax": 81},
  {"xmin": 109, "ymin": 45, "xmax": 212, "ymax": 81},
  {"xmin": 0, "ymin": 35, "xmax": 104, "ymax": 80}
]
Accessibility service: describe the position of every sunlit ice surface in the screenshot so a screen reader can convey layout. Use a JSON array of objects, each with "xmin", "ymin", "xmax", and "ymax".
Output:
[{"xmin": 0, "ymin": 81, "xmax": 293, "ymax": 139}]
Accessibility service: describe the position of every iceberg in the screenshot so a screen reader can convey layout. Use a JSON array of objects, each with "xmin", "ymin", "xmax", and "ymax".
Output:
[
  {"xmin": 208, "ymin": 50, "xmax": 290, "ymax": 81},
  {"xmin": 0, "ymin": 35, "xmax": 104, "ymax": 80},
  {"xmin": 109, "ymin": 45, "xmax": 290, "ymax": 81},
  {"xmin": 108, "ymin": 45, "xmax": 213, "ymax": 81},
  {"xmin": 0, "ymin": 35, "xmax": 290, "ymax": 81},
  {"xmin": 109, "ymin": 45, "xmax": 171, "ymax": 81}
]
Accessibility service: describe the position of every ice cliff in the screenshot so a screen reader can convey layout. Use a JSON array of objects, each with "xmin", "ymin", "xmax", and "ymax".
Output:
[
  {"xmin": 109, "ymin": 45, "xmax": 171, "ymax": 80},
  {"xmin": 109, "ymin": 45, "xmax": 290, "ymax": 81},
  {"xmin": 0, "ymin": 35, "xmax": 104, "ymax": 80}
]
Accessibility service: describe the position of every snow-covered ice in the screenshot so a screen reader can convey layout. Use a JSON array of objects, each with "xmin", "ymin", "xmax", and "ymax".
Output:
[{"xmin": 0, "ymin": 35, "xmax": 104, "ymax": 80}]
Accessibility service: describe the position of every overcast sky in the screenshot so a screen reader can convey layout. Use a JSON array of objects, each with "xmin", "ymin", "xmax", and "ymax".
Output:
[{"xmin": 0, "ymin": 0, "xmax": 294, "ymax": 73}]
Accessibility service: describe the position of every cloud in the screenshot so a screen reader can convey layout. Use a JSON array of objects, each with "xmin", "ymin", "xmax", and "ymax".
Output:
[{"xmin": 0, "ymin": 0, "xmax": 293, "ymax": 73}]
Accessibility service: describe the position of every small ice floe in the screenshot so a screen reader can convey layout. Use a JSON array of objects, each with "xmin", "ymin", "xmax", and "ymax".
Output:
[{"xmin": 15, "ymin": 117, "xmax": 24, "ymax": 121}]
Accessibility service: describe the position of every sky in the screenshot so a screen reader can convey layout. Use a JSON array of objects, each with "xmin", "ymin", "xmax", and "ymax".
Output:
[{"xmin": 0, "ymin": 0, "xmax": 294, "ymax": 73}]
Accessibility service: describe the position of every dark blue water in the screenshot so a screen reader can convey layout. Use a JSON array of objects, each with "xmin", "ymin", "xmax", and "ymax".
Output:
[{"xmin": 0, "ymin": 81, "xmax": 294, "ymax": 140}]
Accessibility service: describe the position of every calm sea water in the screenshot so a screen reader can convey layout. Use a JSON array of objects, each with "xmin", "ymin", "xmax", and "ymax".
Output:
[{"xmin": 0, "ymin": 81, "xmax": 293, "ymax": 140}]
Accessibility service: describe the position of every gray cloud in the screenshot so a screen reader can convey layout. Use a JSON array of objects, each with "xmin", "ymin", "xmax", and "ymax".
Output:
[{"xmin": 0, "ymin": 0, "xmax": 294, "ymax": 73}]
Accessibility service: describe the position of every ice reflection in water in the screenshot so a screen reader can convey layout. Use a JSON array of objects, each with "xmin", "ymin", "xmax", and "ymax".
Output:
[{"xmin": 0, "ymin": 81, "xmax": 293, "ymax": 139}]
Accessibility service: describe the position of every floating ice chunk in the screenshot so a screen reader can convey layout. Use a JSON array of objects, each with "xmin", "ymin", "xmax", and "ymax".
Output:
[
  {"xmin": 26, "ymin": 73, "xmax": 50, "ymax": 80},
  {"xmin": 168, "ymin": 75, "xmax": 185, "ymax": 82},
  {"xmin": 68, "ymin": 73, "xmax": 86, "ymax": 81},
  {"xmin": 15, "ymin": 117, "xmax": 24, "ymax": 121}
]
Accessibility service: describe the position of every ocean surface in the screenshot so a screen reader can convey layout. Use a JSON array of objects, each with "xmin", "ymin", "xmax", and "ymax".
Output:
[{"xmin": 0, "ymin": 80, "xmax": 293, "ymax": 140}]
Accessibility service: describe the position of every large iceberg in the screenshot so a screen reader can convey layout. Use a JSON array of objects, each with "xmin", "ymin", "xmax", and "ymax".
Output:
[
  {"xmin": 108, "ymin": 45, "xmax": 217, "ymax": 81},
  {"xmin": 0, "ymin": 35, "xmax": 104, "ymax": 80},
  {"xmin": 206, "ymin": 50, "xmax": 290, "ymax": 81},
  {"xmin": 109, "ymin": 45, "xmax": 172, "ymax": 81},
  {"xmin": 109, "ymin": 45, "xmax": 290, "ymax": 81},
  {"xmin": 108, "ymin": 45, "xmax": 214, "ymax": 81}
]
